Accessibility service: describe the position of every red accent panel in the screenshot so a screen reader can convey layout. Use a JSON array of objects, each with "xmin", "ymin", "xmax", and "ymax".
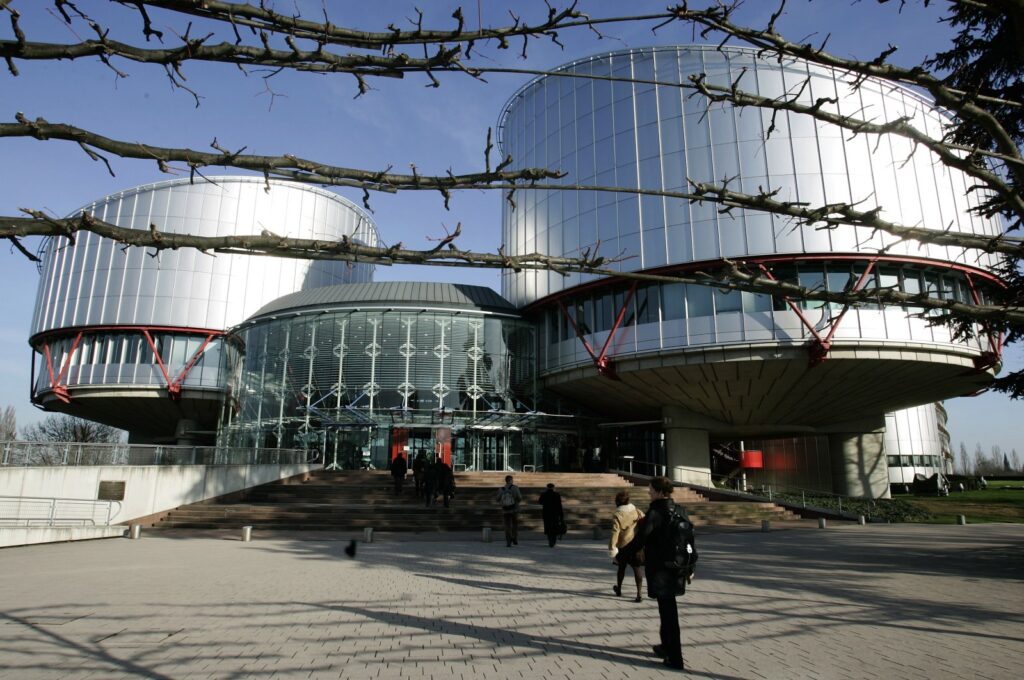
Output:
[
  {"xmin": 436, "ymin": 427, "xmax": 452, "ymax": 466},
  {"xmin": 391, "ymin": 428, "xmax": 409, "ymax": 462},
  {"xmin": 740, "ymin": 450, "xmax": 764, "ymax": 469}
]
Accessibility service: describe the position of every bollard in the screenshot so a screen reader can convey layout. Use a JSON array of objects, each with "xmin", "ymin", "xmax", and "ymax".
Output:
[
  {"xmin": 818, "ymin": 517, "xmax": 827, "ymax": 529},
  {"xmin": 858, "ymin": 515, "xmax": 866, "ymax": 525},
  {"xmin": 482, "ymin": 527, "xmax": 492, "ymax": 543},
  {"xmin": 363, "ymin": 527, "xmax": 374, "ymax": 543},
  {"xmin": 761, "ymin": 520, "xmax": 770, "ymax": 532},
  {"xmin": 592, "ymin": 526, "xmax": 601, "ymax": 540},
  {"xmin": 129, "ymin": 524, "xmax": 142, "ymax": 540},
  {"xmin": 241, "ymin": 526, "xmax": 252, "ymax": 542},
  {"xmin": 957, "ymin": 515, "xmax": 967, "ymax": 526}
]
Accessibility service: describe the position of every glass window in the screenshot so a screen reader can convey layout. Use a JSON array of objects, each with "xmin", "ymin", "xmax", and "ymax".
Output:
[
  {"xmin": 595, "ymin": 291, "xmax": 614, "ymax": 331},
  {"xmin": 663, "ymin": 283, "xmax": 685, "ymax": 320},
  {"xmin": 798, "ymin": 266, "xmax": 826, "ymax": 310},
  {"xmin": 687, "ymin": 284, "xmax": 713, "ymax": 317},
  {"xmin": 715, "ymin": 288, "xmax": 742, "ymax": 313},
  {"xmin": 742, "ymin": 291, "xmax": 772, "ymax": 313}
]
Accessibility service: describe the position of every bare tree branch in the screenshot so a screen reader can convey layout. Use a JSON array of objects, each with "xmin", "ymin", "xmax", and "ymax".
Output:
[
  {"xmin": 2, "ymin": 211, "xmax": 1019, "ymax": 326},
  {"xmin": 0, "ymin": 114, "xmax": 563, "ymax": 192}
]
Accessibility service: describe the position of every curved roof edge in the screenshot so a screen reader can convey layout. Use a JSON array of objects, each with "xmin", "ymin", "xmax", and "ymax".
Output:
[
  {"xmin": 243, "ymin": 282, "xmax": 519, "ymax": 324},
  {"xmin": 66, "ymin": 175, "xmax": 380, "ymax": 239},
  {"xmin": 495, "ymin": 44, "xmax": 939, "ymax": 154}
]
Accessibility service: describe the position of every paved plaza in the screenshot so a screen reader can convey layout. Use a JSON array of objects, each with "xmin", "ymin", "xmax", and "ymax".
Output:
[{"xmin": 0, "ymin": 523, "xmax": 1022, "ymax": 679}]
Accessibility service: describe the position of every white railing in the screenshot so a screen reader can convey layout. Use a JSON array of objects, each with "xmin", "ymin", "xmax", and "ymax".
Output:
[
  {"xmin": 0, "ymin": 441, "xmax": 315, "ymax": 468},
  {"xmin": 0, "ymin": 495, "xmax": 121, "ymax": 527}
]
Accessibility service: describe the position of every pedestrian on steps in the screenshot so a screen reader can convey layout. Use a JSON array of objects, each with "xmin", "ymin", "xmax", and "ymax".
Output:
[
  {"xmin": 423, "ymin": 456, "xmax": 440, "ymax": 507},
  {"xmin": 389, "ymin": 452, "xmax": 408, "ymax": 495},
  {"xmin": 496, "ymin": 475, "xmax": 523, "ymax": 546},
  {"xmin": 412, "ymin": 450, "xmax": 428, "ymax": 498}
]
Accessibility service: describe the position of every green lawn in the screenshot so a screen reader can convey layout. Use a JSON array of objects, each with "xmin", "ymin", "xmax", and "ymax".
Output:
[{"xmin": 893, "ymin": 481, "xmax": 1024, "ymax": 524}]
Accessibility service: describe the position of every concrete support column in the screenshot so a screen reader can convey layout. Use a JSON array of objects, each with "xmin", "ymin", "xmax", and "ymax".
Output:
[
  {"xmin": 175, "ymin": 419, "xmax": 199, "ymax": 446},
  {"xmin": 662, "ymin": 407, "xmax": 711, "ymax": 485},
  {"xmin": 828, "ymin": 431, "xmax": 891, "ymax": 499}
]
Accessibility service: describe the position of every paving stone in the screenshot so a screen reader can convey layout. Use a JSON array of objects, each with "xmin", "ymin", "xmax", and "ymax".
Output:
[{"xmin": 0, "ymin": 524, "xmax": 1022, "ymax": 679}]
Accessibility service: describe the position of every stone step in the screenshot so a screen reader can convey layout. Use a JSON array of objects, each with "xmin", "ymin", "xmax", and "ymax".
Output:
[{"xmin": 151, "ymin": 469, "xmax": 802, "ymax": 531}]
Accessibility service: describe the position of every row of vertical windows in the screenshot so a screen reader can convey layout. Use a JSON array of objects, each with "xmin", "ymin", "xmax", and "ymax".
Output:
[
  {"xmin": 887, "ymin": 455, "xmax": 942, "ymax": 468},
  {"xmin": 545, "ymin": 261, "xmax": 992, "ymax": 342}
]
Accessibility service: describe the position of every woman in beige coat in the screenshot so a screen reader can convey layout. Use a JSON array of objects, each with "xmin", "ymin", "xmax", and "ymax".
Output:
[{"xmin": 609, "ymin": 490, "xmax": 645, "ymax": 602}]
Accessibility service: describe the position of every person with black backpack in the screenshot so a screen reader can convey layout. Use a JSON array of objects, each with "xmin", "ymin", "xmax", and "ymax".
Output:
[{"xmin": 615, "ymin": 475, "xmax": 697, "ymax": 672}]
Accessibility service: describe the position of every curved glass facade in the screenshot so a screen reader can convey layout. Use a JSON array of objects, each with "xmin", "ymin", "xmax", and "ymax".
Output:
[
  {"xmin": 221, "ymin": 292, "xmax": 544, "ymax": 471},
  {"xmin": 537, "ymin": 257, "xmax": 996, "ymax": 371},
  {"xmin": 498, "ymin": 45, "xmax": 1003, "ymax": 307},
  {"xmin": 885, "ymin": 403, "xmax": 948, "ymax": 486},
  {"xmin": 29, "ymin": 177, "xmax": 379, "ymax": 442}
]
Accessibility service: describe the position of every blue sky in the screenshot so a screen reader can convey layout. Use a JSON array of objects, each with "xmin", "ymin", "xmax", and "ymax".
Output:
[{"xmin": 0, "ymin": 1, "xmax": 1019, "ymax": 452}]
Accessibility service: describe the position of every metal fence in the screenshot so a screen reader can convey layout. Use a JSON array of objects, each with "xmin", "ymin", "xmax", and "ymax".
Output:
[
  {"xmin": 0, "ymin": 441, "xmax": 316, "ymax": 467},
  {"xmin": 0, "ymin": 496, "xmax": 121, "ymax": 527}
]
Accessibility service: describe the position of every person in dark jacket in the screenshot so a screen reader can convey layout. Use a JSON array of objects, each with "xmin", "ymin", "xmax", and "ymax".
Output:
[
  {"xmin": 423, "ymin": 457, "xmax": 440, "ymax": 507},
  {"xmin": 616, "ymin": 476, "xmax": 689, "ymax": 671},
  {"xmin": 389, "ymin": 452, "xmax": 408, "ymax": 495},
  {"xmin": 435, "ymin": 458, "xmax": 455, "ymax": 508},
  {"xmin": 538, "ymin": 483, "xmax": 564, "ymax": 547},
  {"xmin": 412, "ymin": 451, "xmax": 428, "ymax": 498}
]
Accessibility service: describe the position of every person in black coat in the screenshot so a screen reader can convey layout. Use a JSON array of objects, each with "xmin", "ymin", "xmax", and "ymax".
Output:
[
  {"xmin": 435, "ymin": 459, "xmax": 456, "ymax": 508},
  {"xmin": 617, "ymin": 476, "xmax": 689, "ymax": 671},
  {"xmin": 412, "ymin": 451, "xmax": 428, "ymax": 498},
  {"xmin": 423, "ymin": 458, "xmax": 440, "ymax": 507},
  {"xmin": 538, "ymin": 483, "xmax": 564, "ymax": 547},
  {"xmin": 389, "ymin": 452, "xmax": 408, "ymax": 495}
]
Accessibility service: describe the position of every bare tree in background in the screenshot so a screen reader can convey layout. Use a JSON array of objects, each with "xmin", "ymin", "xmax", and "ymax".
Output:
[
  {"xmin": 21, "ymin": 414, "xmax": 123, "ymax": 443},
  {"xmin": 0, "ymin": 1, "xmax": 1021, "ymax": 391},
  {"xmin": 958, "ymin": 442, "xmax": 970, "ymax": 475},
  {"xmin": 0, "ymin": 405, "xmax": 16, "ymax": 441}
]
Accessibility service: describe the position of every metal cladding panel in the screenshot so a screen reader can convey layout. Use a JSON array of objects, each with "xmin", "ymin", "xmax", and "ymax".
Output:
[
  {"xmin": 31, "ymin": 177, "xmax": 380, "ymax": 336},
  {"xmin": 497, "ymin": 45, "xmax": 1004, "ymax": 308},
  {"xmin": 247, "ymin": 282, "xmax": 518, "ymax": 321}
]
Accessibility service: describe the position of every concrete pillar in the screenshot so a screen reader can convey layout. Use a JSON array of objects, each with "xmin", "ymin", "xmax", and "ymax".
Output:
[
  {"xmin": 828, "ymin": 431, "xmax": 891, "ymax": 499},
  {"xmin": 175, "ymin": 419, "xmax": 199, "ymax": 446},
  {"xmin": 664, "ymin": 424, "xmax": 711, "ymax": 486}
]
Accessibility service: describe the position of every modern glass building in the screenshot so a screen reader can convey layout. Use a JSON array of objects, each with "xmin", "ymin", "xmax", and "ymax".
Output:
[
  {"xmin": 220, "ymin": 282, "xmax": 578, "ymax": 471},
  {"xmin": 25, "ymin": 47, "xmax": 1001, "ymax": 498},
  {"xmin": 497, "ymin": 46, "xmax": 1005, "ymax": 496},
  {"xmin": 29, "ymin": 177, "xmax": 378, "ymax": 444}
]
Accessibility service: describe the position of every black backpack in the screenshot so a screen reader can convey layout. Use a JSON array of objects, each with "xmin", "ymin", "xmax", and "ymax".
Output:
[{"xmin": 664, "ymin": 507, "xmax": 698, "ymax": 572}]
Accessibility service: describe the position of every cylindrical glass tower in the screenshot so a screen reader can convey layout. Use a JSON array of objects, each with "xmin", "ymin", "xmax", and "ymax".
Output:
[
  {"xmin": 29, "ymin": 177, "xmax": 379, "ymax": 443},
  {"xmin": 498, "ymin": 46, "xmax": 1004, "ymax": 495}
]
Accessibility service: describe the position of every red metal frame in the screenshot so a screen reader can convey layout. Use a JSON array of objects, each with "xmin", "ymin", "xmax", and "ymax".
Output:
[
  {"xmin": 524, "ymin": 253, "xmax": 1006, "ymax": 313},
  {"xmin": 33, "ymin": 325, "xmax": 226, "ymax": 403},
  {"xmin": 758, "ymin": 260, "xmax": 878, "ymax": 366},
  {"xmin": 529, "ymin": 253, "xmax": 1005, "ymax": 370},
  {"xmin": 40, "ymin": 331, "xmax": 84, "ymax": 404},
  {"xmin": 559, "ymin": 282, "xmax": 637, "ymax": 378},
  {"xmin": 964, "ymin": 273, "xmax": 1004, "ymax": 371}
]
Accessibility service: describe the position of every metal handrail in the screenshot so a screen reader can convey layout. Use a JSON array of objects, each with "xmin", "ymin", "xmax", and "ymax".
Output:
[
  {"xmin": 611, "ymin": 457, "xmax": 859, "ymax": 514},
  {"xmin": 0, "ymin": 441, "xmax": 316, "ymax": 468},
  {"xmin": 0, "ymin": 495, "xmax": 122, "ymax": 527}
]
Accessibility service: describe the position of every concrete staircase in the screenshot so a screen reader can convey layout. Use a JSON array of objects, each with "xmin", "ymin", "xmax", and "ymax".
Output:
[{"xmin": 150, "ymin": 470, "xmax": 802, "ymax": 532}]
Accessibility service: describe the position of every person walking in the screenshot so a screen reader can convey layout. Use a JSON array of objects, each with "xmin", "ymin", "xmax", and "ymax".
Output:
[
  {"xmin": 389, "ymin": 451, "xmax": 408, "ymax": 495},
  {"xmin": 538, "ymin": 483, "xmax": 564, "ymax": 547},
  {"xmin": 436, "ymin": 457, "xmax": 456, "ymax": 508},
  {"xmin": 616, "ymin": 476, "xmax": 694, "ymax": 671},
  {"xmin": 423, "ymin": 456, "xmax": 440, "ymax": 507},
  {"xmin": 609, "ymin": 490, "xmax": 645, "ymax": 602},
  {"xmin": 412, "ymin": 450, "xmax": 428, "ymax": 498},
  {"xmin": 495, "ymin": 475, "xmax": 523, "ymax": 546}
]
